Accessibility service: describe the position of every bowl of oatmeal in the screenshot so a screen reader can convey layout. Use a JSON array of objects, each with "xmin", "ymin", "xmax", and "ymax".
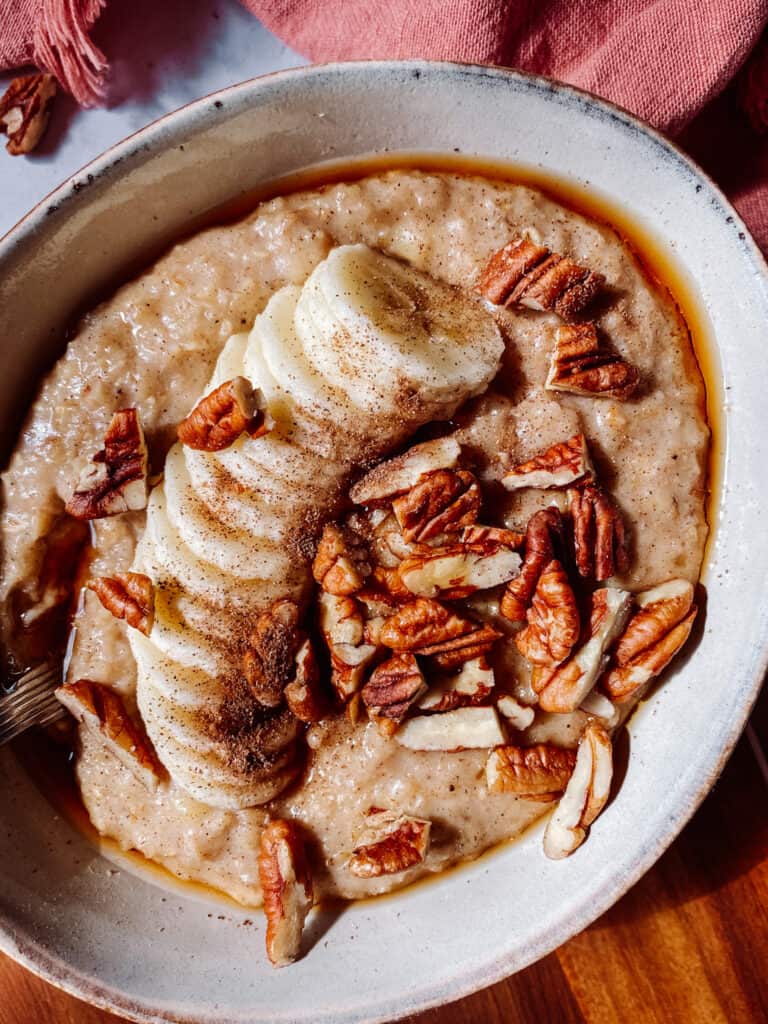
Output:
[{"xmin": 0, "ymin": 61, "xmax": 766, "ymax": 1024}]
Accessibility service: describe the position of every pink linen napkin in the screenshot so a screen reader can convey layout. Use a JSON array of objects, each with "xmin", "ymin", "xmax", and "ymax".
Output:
[{"xmin": 1, "ymin": 0, "xmax": 767, "ymax": 249}]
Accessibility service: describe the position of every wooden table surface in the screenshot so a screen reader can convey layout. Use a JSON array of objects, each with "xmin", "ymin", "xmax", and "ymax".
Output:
[{"xmin": 2, "ymin": 688, "xmax": 766, "ymax": 1024}]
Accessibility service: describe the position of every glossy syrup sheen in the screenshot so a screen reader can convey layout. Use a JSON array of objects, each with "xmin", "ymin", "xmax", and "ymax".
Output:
[{"xmin": 14, "ymin": 153, "xmax": 720, "ymax": 912}]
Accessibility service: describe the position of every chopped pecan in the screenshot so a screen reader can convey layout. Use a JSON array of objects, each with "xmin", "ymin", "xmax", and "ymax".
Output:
[
  {"xmin": 178, "ymin": 377, "xmax": 272, "ymax": 451},
  {"xmin": 500, "ymin": 507, "xmax": 565, "ymax": 622},
  {"xmin": 485, "ymin": 743, "xmax": 577, "ymax": 795},
  {"xmin": 361, "ymin": 653, "xmax": 427, "ymax": 735},
  {"xmin": 243, "ymin": 599, "xmax": 302, "ymax": 708},
  {"xmin": 397, "ymin": 541, "xmax": 520, "ymax": 600},
  {"xmin": 543, "ymin": 721, "xmax": 613, "ymax": 859},
  {"xmin": 461, "ymin": 524, "xmax": 525, "ymax": 549},
  {"xmin": 503, "ymin": 433, "xmax": 593, "ymax": 491},
  {"xmin": 603, "ymin": 579, "xmax": 697, "ymax": 703},
  {"xmin": 395, "ymin": 706, "xmax": 505, "ymax": 751},
  {"xmin": 476, "ymin": 235, "xmax": 604, "ymax": 320},
  {"xmin": 535, "ymin": 587, "xmax": 633, "ymax": 713},
  {"xmin": 258, "ymin": 819, "xmax": 314, "ymax": 967},
  {"xmin": 546, "ymin": 323, "xmax": 639, "ymax": 399},
  {"xmin": 0, "ymin": 73, "xmax": 56, "ymax": 155},
  {"xmin": 318, "ymin": 592, "xmax": 377, "ymax": 700},
  {"xmin": 569, "ymin": 483, "xmax": 630, "ymax": 580},
  {"xmin": 55, "ymin": 680, "xmax": 163, "ymax": 790},
  {"xmin": 417, "ymin": 656, "xmax": 495, "ymax": 712},
  {"xmin": 284, "ymin": 638, "xmax": 326, "ymax": 723},
  {"xmin": 65, "ymin": 409, "xmax": 148, "ymax": 519},
  {"xmin": 349, "ymin": 436, "xmax": 461, "ymax": 505},
  {"xmin": 392, "ymin": 468, "xmax": 481, "ymax": 543},
  {"xmin": 358, "ymin": 509, "xmax": 416, "ymax": 569},
  {"xmin": 379, "ymin": 598, "xmax": 477, "ymax": 651},
  {"xmin": 370, "ymin": 565, "xmax": 413, "ymax": 602},
  {"xmin": 312, "ymin": 522, "xmax": 371, "ymax": 595},
  {"xmin": 347, "ymin": 809, "xmax": 431, "ymax": 878},
  {"xmin": 496, "ymin": 695, "xmax": 536, "ymax": 731},
  {"xmin": 515, "ymin": 560, "xmax": 580, "ymax": 666},
  {"xmin": 86, "ymin": 572, "xmax": 154, "ymax": 636},
  {"xmin": 579, "ymin": 689, "xmax": 619, "ymax": 727}
]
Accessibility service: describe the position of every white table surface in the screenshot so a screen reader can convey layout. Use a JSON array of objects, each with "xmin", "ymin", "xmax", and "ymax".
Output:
[{"xmin": 0, "ymin": 0, "xmax": 305, "ymax": 238}]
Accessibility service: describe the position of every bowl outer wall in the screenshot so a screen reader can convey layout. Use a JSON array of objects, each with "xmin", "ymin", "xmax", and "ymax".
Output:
[{"xmin": 0, "ymin": 61, "xmax": 766, "ymax": 1024}]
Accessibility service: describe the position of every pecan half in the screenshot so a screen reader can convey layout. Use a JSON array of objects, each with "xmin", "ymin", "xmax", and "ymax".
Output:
[
  {"xmin": 417, "ymin": 656, "xmax": 495, "ymax": 712},
  {"xmin": 500, "ymin": 507, "xmax": 565, "ymax": 622},
  {"xmin": 546, "ymin": 323, "xmax": 639, "ymax": 399},
  {"xmin": 543, "ymin": 721, "xmax": 613, "ymax": 859},
  {"xmin": 515, "ymin": 560, "xmax": 580, "ymax": 666},
  {"xmin": 65, "ymin": 409, "xmax": 148, "ymax": 519},
  {"xmin": 476, "ymin": 235, "xmax": 604, "ymax": 321},
  {"xmin": 284, "ymin": 638, "xmax": 326, "ymax": 723},
  {"xmin": 258, "ymin": 819, "xmax": 314, "ymax": 967},
  {"xmin": 397, "ymin": 540, "xmax": 520, "ymax": 600},
  {"xmin": 395, "ymin": 706, "xmax": 505, "ymax": 751},
  {"xmin": 178, "ymin": 377, "xmax": 271, "ymax": 451},
  {"xmin": 349, "ymin": 436, "xmax": 461, "ymax": 505},
  {"xmin": 55, "ymin": 680, "xmax": 163, "ymax": 790},
  {"xmin": 419, "ymin": 623, "xmax": 502, "ymax": 669},
  {"xmin": 379, "ymin": 598, "xmax": 477, "ymax": 651},
  {"xmin": 535, "ymin": 587, "xmax": 633, "ymax": 713},
  {"xmin": 312, "ymin": 522, "xmax": 371, "ymax": 595},
  {"xmin": 603, "ymin": 578, "xmax": 697, "ymax": 703},
  {"xmin": 361, "ymin": 653, "xmax": 427, "ymax": 735},
  {"xmin": 569, "ymin": 483, "xmax": 630, "ymax": 580},
  {"xmin": 243, "ymin": 599, "xmax": 302, "ymax": 708},
  {"xmin": 318, "ymin": 592, "xmax": 377, "ymax": 700},
  {"xmin": 86, "ymin": 572, "xmax": 154, "ymax": 636},
  {"xmin": 392, "ymin": 468, "xmax": 481, "ymax": 543},
  {"xmin": 0, "ymin": 73, "xmax": 56, "ymax": 155},
  {"xmin": 347, "ymin": 809, "xmax": 431, "ymax": 878},
  {"xmin": 503, "ymin": 433, "xmax": 593, "ymax": 491},
  {"xmin": 485, "ymin": 743, "xmax": 577, "ymax": 795}
]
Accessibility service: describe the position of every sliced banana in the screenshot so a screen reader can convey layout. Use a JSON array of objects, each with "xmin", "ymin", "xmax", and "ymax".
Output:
[{"xmin": 131, "ymin": 244, "xmax": 504, "ymax": 810}]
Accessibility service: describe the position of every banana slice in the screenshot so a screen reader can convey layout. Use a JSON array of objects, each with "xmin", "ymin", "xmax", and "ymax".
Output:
[{"xmin": 132, "ymin": 244, "xmax": 504, "ymax": 810}]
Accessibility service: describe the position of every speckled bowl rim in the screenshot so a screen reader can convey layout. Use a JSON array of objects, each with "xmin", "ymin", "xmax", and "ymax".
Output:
[{"xmin": 0, "ymin": 60, "xmax": 766, "ymax": 1024}]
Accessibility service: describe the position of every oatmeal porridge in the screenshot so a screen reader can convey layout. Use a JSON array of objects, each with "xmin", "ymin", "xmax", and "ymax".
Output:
[{"xmin": 1, "ymin": 168, "xmax": 709, "ymax": 965}]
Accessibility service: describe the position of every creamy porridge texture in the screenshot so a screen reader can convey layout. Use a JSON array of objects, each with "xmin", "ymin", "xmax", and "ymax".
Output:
[{"xmin": 1, "ymin": 171, "xmax": 708, "ymax": 931}]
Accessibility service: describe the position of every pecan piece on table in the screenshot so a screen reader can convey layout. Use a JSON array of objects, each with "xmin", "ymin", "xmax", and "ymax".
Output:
[
  {"xmin": 65, "ymin": 408, "xmax": 148, "ymax": 519},
  {"xmin": 178, "ymin": 377, "xmax": 272, "ymax": 451},
  {"xmin": 603, "ymin": 578, "xmax": 697, "ymax": 704},
  {"xmin": 500, "ymin": 507, "xmax": 565, "ymax": 622},
  {"xmin": 546, "ymin": 323, "xmax": 639, "ymax": 399},
  {"xmin": 392, "ymin": 468, "xmax": 481, "ymax": 543},
  {"xmin": 569, "ymin": 482, "xmax": 630, "ymax": 581},
  {"xmin": 258, "ymin": 819, "xmax": 314, "ymax": 967},
  {"xmin": 243, "ymin": 599, "xmax": 303, "ymax": 708},
  {"xmin": 515, "ymin": 559, "xmax": 580, "ymax": 666},
  {"xmin": 86, "ymin": 572, "xmax": 154, "ymax": 636},
  {"xmin": 476, "ymin": 235, "xmax": 604, "ymax": 321},
  {"xmin": 347, "ymin": 808, "xmax": 431, "ymax": 878},
  {"xmin": 0, "ymin": 73, "xmax": 56, "ymax": 155},
  {"xmin": 543, "ymin": 720, "xmax": 613, "ymax": 859},
  {"xmin": 55, "ymin": 679, "xmax": 163, "ymax": 791},
  {"xmin": 312, "ymin": 522, "xmax": 371, "ymax": 596},
  {"xmin": 361, "ymin": 653, "xmax": 427, "ymax": 735},
  {"xmin": 502, "ymin": 433, "xmax": 593, "ymax": 491},
  {"xmin": 485, "ymin": 742, "xmax": 577, "ymax": 796}
]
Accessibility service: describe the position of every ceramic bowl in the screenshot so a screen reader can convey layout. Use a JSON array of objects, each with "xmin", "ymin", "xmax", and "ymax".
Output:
[{"xmin": 0, "ymin": 61, "xmax": 766, "ymax": 1024}]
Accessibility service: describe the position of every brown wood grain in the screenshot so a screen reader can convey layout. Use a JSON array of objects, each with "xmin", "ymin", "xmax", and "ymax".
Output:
[{"xmin": 2, "ymin": 690, "xmax": 766, "ymax": 1024}]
